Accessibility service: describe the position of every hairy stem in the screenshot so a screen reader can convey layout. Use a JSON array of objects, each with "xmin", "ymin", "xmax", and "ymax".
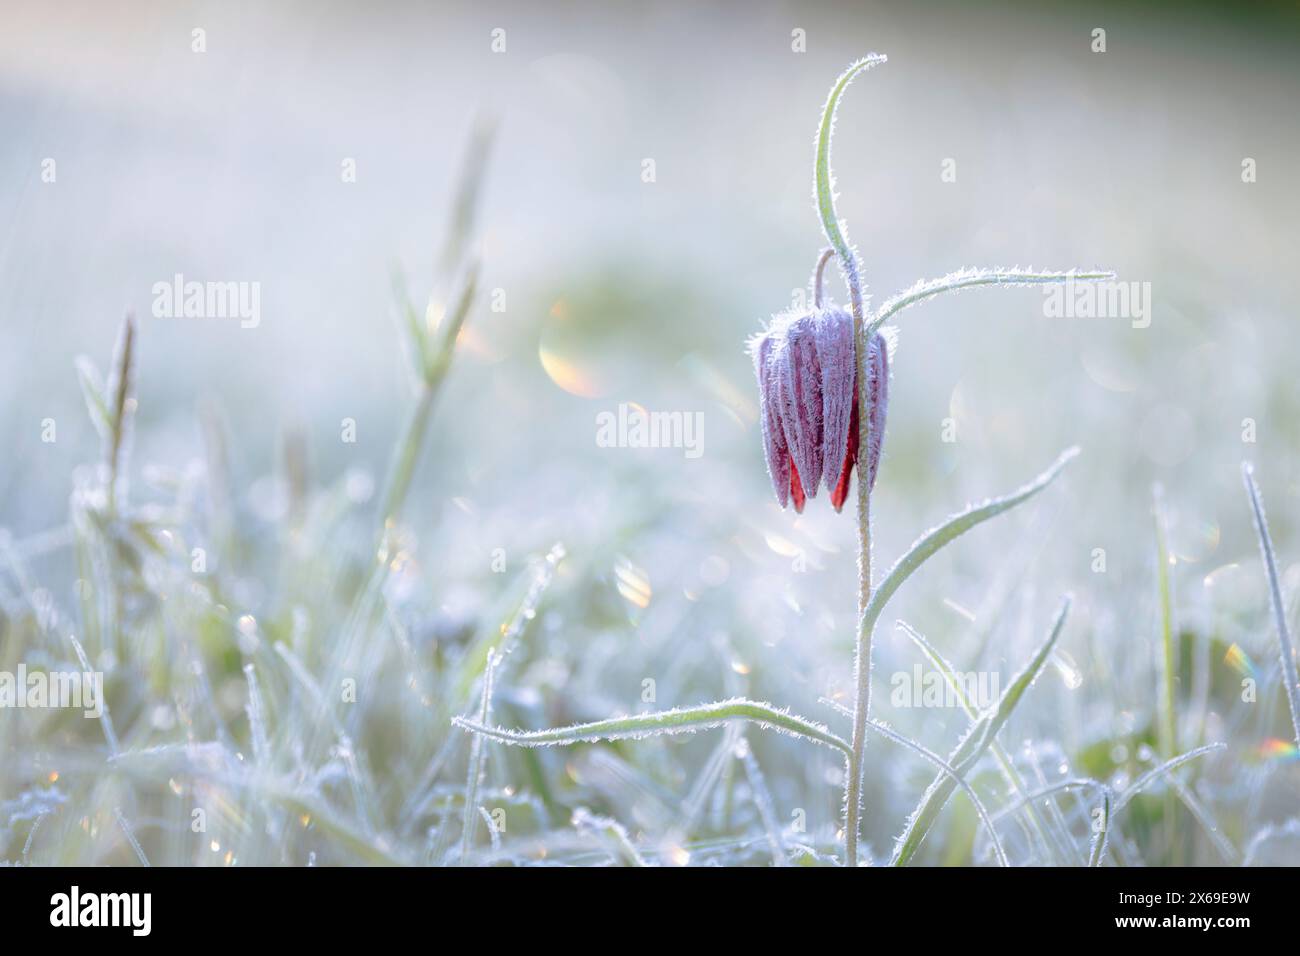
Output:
[
  {"xmin": 811, "ymin": 247, "xmax": 834, "ymax": 309},
  {"xmin": 813, "ymin": 52, "xmax": 887, "ymax": 867}
]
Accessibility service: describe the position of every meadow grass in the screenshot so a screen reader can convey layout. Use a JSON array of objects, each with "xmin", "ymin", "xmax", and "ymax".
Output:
[{"xmin": 1, "ymin": 59, "xmax": 1296, "ymax": 869}]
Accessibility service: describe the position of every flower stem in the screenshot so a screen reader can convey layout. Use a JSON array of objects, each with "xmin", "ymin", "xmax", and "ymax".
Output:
[
  {"xmin": 378, "ymin": 383, "xmax": 437, "ymax": 533},
  {"xmin": 813, "ymin": 53, "xmax": 887, "ymax": 866},
  {"xmin": 811, "ymin": 248, "xmax": 834, "ymax": 308}
]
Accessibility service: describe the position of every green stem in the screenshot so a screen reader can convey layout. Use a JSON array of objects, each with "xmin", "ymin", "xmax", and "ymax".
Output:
[
  {"xmin": 813, "ymin": 52, "xmax": 886, "ymax": 867},
  {"xmin": 1153, "ymin": 486, "xmax": 1178, "ymax": 861},
  {"xmin": 1153, "ymin": 487, "xmax": 1177, "ymax": 757},
  {"xmin": 377, "ymin": 384, "xmax": 436, "ymax": 533}
]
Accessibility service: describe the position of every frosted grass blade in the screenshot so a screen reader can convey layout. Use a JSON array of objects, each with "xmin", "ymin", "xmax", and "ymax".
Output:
[
  {"xmin": 891, "ymin": 595, "xmax": 1071, "ymax": 866},
  {"xmin": 454, "ymin": 698, "xmax": 852, "ymax": 755},
  {"xmin": 1242, "ymin": 463, "xmax": 1300, "ymax": 748}
]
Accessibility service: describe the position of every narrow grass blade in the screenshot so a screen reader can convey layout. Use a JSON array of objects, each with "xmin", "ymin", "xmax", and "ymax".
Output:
[
  {"xmin": 477, "ymin": 806, "xmax": 501, "ymax": 853},
  {"xmin": 1242, "ymin": 462, "xmax": 1300, "ymax": 748},
  {"xmin": 891, "ymin": 596, "xmax": 1071, "ymax": 866},
  {"xmin": 439, "ymin": 114, "xmax": 497, "ymax": 276},
  {"xmin": 1153, "ymin": 485, "xmax": 1178, "ymax": 757},
  {"xmin": 425, "ymin": 259, "xmax": 479, "ymax": 382},
  {"xmin": 22, "ymin": 813, "xmax": 48, "ymax": 864},
  {"xmin": 377, "ymin": 386, "xmax": 437, "ymax": 529},
  {"xmin": 1113, "ymin": 742, "xmax": 1225, "ymax": 813},
  {"xmin": 1087, "ymin": 788, "xmax": 1111, "ymax": 866},
  {"xmin": 1152, "ymin": 484, "xmax": 1180, "ymax": 860},
  {"xmin": 69, "ymin": 632, "xmax": 119, "ymax": 757},
  {"xmin": 243, "ymin": 663, "xmax": 270, "ymax": 767},
  {"xmin": 868, "ymin": 268, "xmax": 1116, "ymax": 338},
  {"xmin": 1243, "ymin": 819, "xmax": 1300, "ymax": 866},
  {"xmin": 679, "ymin": 723, "xmax": 741, "ymax": 835},
  {"xmin": 454, "ymin": 698, "xmax": 851, "ymax": 755},
  {"xmin": 1169, "ymin": 775, "xmax": 1239, "ymax": 864},
  {"xmin": 114, "ymin": 807, "xmax": 151, "ymax": 867},
  {"xmin": 991, "ymin": 777, "xmax": 1105, "ymax": 822},
  {"xmin": 391, "ymin": 265, "xmax": 430, "ymax": 381},
  {"xmin": 867, "ymin": 718, "xmax": 1008, "ymax": 867},
  {"xmin": 896, "ymin": 620, "xmax": 1065, "ymax": 864},
  {"xmin": 104, "ymin": 314, "xmax": 136, "ymax": 514},
  {"xmin": 461, "ymin": 649, "xmax": 500, "ymax": 862},
  {"xmin": 572, "ymin": 808, "xmax": 647, "ymax": 867},
  {"xmin": 74, "ymin": 356, "xmax": 111, "ymax": 439},
  {"xmin": 736, "ymin": 738, "xmax": 787, "ymax": 866}
]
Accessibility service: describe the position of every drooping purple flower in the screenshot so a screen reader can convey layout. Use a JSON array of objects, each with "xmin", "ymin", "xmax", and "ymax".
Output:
[{"xmin": 750, "ymin": 307, "xmax": 888, "ymax": 513}]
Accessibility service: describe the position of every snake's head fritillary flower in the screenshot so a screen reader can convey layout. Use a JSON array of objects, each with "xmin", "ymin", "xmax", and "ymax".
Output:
[{"xmin": 750, "ymin": 307, "xmax": 888, "ymax": 513}]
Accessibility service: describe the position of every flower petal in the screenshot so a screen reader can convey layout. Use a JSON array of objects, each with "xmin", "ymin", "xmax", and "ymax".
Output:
[
  {"xmin": 814, "ymin": 307, "xmax": 855, "ymax": 495},
  {"xmin": 750, "ymin": 332, "xmax": 790, "ymax": 507},
  {"xmin": 789, "ymin": 455, "xmax": 806, "ymax": 513},
  {"xmin": 864, "ymin": 331, "xmax": 889, "ymax": 491},
  {"xmin": 775, "ymin": 313, "xmax": 824, "ymax": 497},
  {"xmin": 830, "ymin": 391, "xmax": 857, "ymax": 512}
]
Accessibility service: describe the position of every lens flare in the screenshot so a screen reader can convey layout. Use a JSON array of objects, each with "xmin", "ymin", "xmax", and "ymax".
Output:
[
  {"xmin": 1224, "ymin": 643, "xmax": 1256, "ymax": 679},
  {"xmin": 1257, "ymin": 738, "xmax": 1299, "ymax": 761}
]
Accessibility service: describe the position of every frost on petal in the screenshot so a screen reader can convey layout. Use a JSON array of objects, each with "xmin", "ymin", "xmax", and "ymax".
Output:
[
  {"xmin": 864, "ymin": 331, "xmax": 889, "ymax": 491},
  {"xmin": 774, "ymin": 312, "xmax": 824, "ymax": 497},
  {"xmin": 750, "ymin": 332, "xmax": 790, "ymax": 507},
  {"xmin": 813, "ymin": 307, "xmax": 855, "ymax": 495}
]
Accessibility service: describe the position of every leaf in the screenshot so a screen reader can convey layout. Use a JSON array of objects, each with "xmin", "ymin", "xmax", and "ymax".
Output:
[
  {"xmin": 890, "ymin": 595, "xmax": 1072, "ymax": 866},
  {"xmin": 424, "ymin": 257, "xmax": 479, "ymax": 383},
  {"xmin": 1241, "ymin": 462, "xmax": 1300, "ymax": 747},
  {"xmin": 439, "ymin": 113, "xmax": 497, "ymax": 277},
  {"xmin": 104, "ymin": 314, "xmax": 136, "ymax": 512},
  {"xmin": 896, "ymin": 619, "xmax": 1066, "ymax": 864},
  {"xmin": 814, "ymin": 54, "xmax": 888, "ymax": 267},
  {"xmin": 461, "ymin": 648, "xmax": 499, "ymax": 863},
  {"xmin": 867, "ymin": 718, "xmax": 1008, "ymax": 867},
  {"xmin": 860, "ymin": 447, "xmax": 1078, "ymax": 645},
  {"xmin": 453, "ymin": 698, "xmax": 852, "ymax": 755},
  {"xmin": 391, "ymin": 265, "xmax": 430, "ymax": 382},
  {"xmin": 1153, "ymin": 485, "xmax": 1177, "ymax": 758},
  {"xmin": 1112, "ymin": 743, "xmax": 1225, "ymax": 813},
  {"xmin": 572, "ymin": 808, "xmax": 647, "ymax": 867},
  {"xmin": 113, "ymin": 807, "xmax": 150, "ymax": 867},
  {"xmin": 736, "ymin": 739, "xmax": 787, "ymax": 866},
  {"xmin": 868, "ymin": 268, "xmax": 1116, "ymax": 338},
  {"xmin": 1087, "ymin": 789, "xmax": 1110, "ymax": 867},
  {"xmin": 74, "ymin": 356, "xmax": 111, "ymax": 439}
]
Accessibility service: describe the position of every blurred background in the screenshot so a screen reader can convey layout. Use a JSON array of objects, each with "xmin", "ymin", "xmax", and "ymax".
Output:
[{"xmin": 2, "ymin": 0, "xmax": 1299, "ymax": 865}]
